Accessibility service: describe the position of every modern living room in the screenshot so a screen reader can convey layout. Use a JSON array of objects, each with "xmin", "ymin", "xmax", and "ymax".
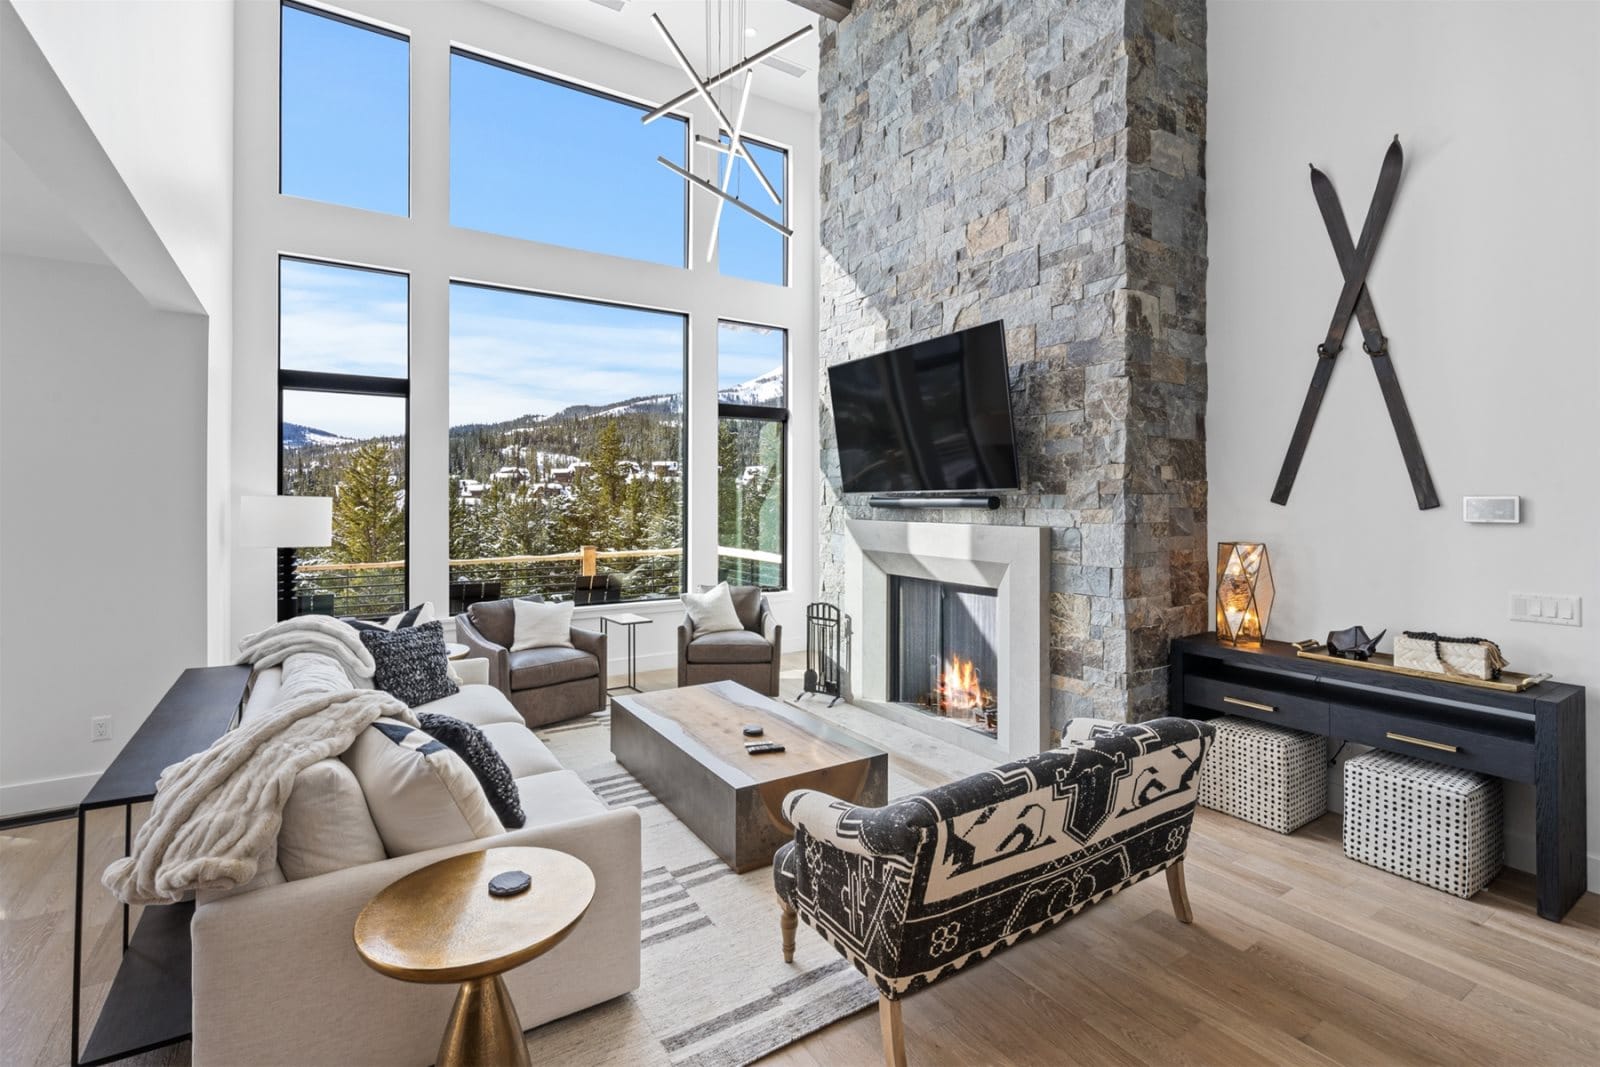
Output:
[{"xmin": 1, "ymin": 0, "xmax": 1596, "ymax": 1065}]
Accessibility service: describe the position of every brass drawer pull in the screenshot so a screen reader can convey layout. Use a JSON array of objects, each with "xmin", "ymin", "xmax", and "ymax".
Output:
[
  {"xmin": 1386, "ymin": 731, "xmax": 1460, "ymax": 754},
  {"xmin": 1223, "ymin": 696, "xmax": 1276, "ymax": 713}
]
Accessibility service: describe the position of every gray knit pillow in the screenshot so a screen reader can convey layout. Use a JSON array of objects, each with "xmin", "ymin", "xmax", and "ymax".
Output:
[
  {"xmin": 417, "ymin": 712, "xmax": 525, "ymax": 829},
  {"xmin": 359, "ymin": 621, "xmax": 458, "ymax": 708}
]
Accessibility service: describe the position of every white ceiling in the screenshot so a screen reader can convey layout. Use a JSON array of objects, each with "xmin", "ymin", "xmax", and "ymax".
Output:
[
  {"xmin": 478, "ymin": 0, "xmax": 820, "ymax": 112},
  {"xmin": 0, "ymin": 139, "xmax": 110, "ymax": 267}
]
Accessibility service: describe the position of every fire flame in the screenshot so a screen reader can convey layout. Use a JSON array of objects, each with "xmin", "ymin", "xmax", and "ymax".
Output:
[{"xmin": 936, "ymin": 655, "xmax": 994, "ymax": 716}]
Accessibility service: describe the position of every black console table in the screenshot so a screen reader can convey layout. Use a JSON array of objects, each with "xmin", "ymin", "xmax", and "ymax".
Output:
[
  {"xmin": 71, "ymin": 665, "xmax": 251, "ymax": 1066},
  {"xmin": 1170, "ymin": 635, "xmax": 1587, "ymax": 922}
]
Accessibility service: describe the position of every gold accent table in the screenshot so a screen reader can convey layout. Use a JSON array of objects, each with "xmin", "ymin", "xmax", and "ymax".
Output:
[{"xmin": 353, "ymin": 847, "xmax": 595, "ymax": 1067}]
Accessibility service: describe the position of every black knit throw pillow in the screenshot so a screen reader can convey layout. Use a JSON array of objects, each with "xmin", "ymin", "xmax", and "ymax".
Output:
[
  {"xmin": 417, "ymin": 712, "xmax": 526, "ymax": 829},
  {"xmin": 359, "ymin": 621, "xmax": 458, "ymax": 708}
]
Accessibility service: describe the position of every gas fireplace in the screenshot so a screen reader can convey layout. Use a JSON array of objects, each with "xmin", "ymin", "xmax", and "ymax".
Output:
[{"xmin": 889, "ymin": 576, "xmax": 1000, "ymax": 737}]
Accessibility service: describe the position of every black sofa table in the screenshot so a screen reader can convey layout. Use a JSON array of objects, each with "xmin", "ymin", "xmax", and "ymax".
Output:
[
  {"xmin": 1170, "ymin": 634, "xmax": 1587, "ymax": 922},
  {"xmin": 70, "ymin": 665, "xmax": 251, "ymax": 1066}
]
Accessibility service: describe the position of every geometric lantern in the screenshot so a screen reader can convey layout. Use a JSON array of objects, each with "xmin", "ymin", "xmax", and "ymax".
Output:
[{"xmin": 1215, "ymin": 542, "xmax": 1274, "ymax": 646}]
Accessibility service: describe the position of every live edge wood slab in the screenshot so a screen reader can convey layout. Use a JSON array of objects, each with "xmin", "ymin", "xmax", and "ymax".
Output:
[
  {"xmin": 610, "ymin": 681, "xmax": 888, "ymax": 873},
  {"xmin": 1170, "ymin": 634, "xmax": 1588, "ymax": 921}
]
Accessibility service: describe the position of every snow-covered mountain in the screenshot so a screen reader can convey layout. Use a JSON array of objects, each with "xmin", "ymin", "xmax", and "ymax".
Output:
[
  {"xmin": 716, "ymin": 368, "xmax": 784, "ymax": 406},
  {"xmin": 282, "ymin": 423, "xmax": 354, "ymax": 449}
]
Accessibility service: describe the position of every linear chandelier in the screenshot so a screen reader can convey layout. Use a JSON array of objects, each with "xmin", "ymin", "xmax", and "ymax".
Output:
[{"xmin": 643, "ymin": 11, "xmax": 813, "ymax": 261}]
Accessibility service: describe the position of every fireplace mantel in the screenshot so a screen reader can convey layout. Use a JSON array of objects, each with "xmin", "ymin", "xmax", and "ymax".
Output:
[{"xmin": 843, "ymin": 519, "xmax": 1050, "ymax": 758}]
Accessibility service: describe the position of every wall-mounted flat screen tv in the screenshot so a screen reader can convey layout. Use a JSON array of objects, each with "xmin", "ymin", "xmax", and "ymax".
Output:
[{"xmin": 828, "ymin": 321, "xmax": 1019, "ymax": 494}]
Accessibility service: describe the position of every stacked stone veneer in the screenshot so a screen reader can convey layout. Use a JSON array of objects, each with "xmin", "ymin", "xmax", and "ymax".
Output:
[{"xmin": 817, "ymin": 0, "xmax": 1208, "ymax": 731}]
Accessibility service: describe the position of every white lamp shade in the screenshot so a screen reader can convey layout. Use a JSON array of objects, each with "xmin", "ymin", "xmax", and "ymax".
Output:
[{"xmin": 239, "ymin": 496, "xmax": 333, "ymax": 548}]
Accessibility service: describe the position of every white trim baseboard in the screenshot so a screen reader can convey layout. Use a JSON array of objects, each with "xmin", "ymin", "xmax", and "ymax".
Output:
[{"xmin": 0, "ymin": 772, "xmax": 96, "ymax": 819}]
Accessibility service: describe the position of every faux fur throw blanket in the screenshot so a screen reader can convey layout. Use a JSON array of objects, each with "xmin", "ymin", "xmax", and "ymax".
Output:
[
  {"xmin": 235, "ymin": 614, "xmax": 375, "ymax": 683},
  {"xmin": 101, "ymin": 686, "xmax": 416, "ymax": 905}
]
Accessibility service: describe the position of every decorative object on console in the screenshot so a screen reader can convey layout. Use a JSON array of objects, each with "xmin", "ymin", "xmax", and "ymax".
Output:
[
  {"xmin": 774, "ymin": 717, "xmax": 1214, "ymax": 1067},
  {"xmin": 360, "ymin": 620, "xmax": 460, "ymax": 707},
  {"xmin": 1198, "ymin": 716, "xmax": 1328, "ymax": 834},
  {"xmin": 1272, "ymin": 135, "xmax": 1439, "ymax": 511},
  {"xmin": 238, "ymin": 494, "xmax": 335, "ymax": 623},
  {"xmin": 419, "ymin": 712, "xmax": 527, "ymax": 830},
  {"xmin": 1394, "ymin": 630, "xmax": 1507, "ymax": 680},
  {"xmin": 800, "ymin": 601, "xmax": 846, "ymax": 706},
  {"xmin": 1343, "ymin": 750, "xmax": 1504, "ymax": 899},
  {"xmin": 1294, "ymin": 642, "xmax": 1546, "ymax": 693},
  {"xmin": 1325, "ymin": 625, "xmax": 1384, "ymax": 660},
  {"xmin": 644, "ymin": 10, "xmax": 810, "ymax": 259},
  {"xmin": 1215, "ymin": 541, "xmax": 1274, "ymax": 646}
]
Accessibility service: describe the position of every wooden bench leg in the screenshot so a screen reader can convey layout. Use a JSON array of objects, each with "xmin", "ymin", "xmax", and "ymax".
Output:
[
  {"xmin": 780, "ymin": 900, "xmax": 797, "ymax": 963},
  {"xmin": 878, "ymin": 994, "xmax": 906, "ymax": 1067},
  {"xmin": 1166, "ymin": 858, "xmax": 1194, "ymax": 924}
]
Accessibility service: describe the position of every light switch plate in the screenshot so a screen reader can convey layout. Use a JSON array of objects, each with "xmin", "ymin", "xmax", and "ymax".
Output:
[
  {"xmin": 1464, "ymin": 496, "xmax": 1520, "ymax": 523},
  {"xmin": 1511, "ymin": 594, "xmax": 1581, "ymax": 626}
]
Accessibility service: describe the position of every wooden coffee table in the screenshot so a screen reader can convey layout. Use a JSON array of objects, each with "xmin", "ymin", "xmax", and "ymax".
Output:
[
  {"xmin": 353, "ymin": 846, "xmax": 595, "ymax": 1067},
  {"xmin": 610, "ymin": 681, "xmax": 888, "ymax": 872}
]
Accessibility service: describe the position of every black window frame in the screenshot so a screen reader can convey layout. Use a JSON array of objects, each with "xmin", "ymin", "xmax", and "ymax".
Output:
[
  {"xmin": 276, "ymin": 254, "xmax": 412, "ymax": 621},
  {"xmin": 716, "ymin": 318, "xmax": 788, "ymax": 591},
  {"xmin": 446, "ymin": 280, "xmax": 690, "ymax": 604}
]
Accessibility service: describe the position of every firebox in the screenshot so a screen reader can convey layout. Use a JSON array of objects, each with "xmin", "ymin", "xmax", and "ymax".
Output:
[{"xmin": 888, "ymin": 576, "xmax": 1000, "ymax": 736}]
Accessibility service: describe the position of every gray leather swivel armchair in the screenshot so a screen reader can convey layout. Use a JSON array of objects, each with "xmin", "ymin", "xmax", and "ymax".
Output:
[
  {"xmin": 677, "ymin": 585, "xmax": 781, "ymax": 696},
  {"xmin": 455, "ymin": 595, "xmax": 607, "ymax": 727}
]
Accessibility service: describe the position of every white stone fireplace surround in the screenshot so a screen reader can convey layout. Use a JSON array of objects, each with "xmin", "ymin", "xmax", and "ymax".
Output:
[{"xmin": 843, "ymin": 519, "xmax": 1049, "ymax": 759}]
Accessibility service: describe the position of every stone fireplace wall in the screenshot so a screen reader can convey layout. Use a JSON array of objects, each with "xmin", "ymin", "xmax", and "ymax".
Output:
[{"xmin": 816, "ymin": 0, "xmax": 1208, "ymax": 732}]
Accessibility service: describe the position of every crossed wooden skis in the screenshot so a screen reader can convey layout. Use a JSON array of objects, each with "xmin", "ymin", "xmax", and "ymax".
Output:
[{"xmin": 1272, "ymin": 136, "xmax": 1439, "ymax": 510}]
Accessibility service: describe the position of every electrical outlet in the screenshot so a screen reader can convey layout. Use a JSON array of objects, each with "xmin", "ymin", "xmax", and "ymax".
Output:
[
  {"xmin": 1511, "ymin": 594, "xmax": 1581, "ymax": 627},
  {"xmin": 90, "ymin": 716, "xmax": 112, "ymax": 742}
]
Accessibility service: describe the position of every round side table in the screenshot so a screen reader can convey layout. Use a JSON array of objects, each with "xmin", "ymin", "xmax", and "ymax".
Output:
[
  {"xmin": 354, "ymin": 846, "xmax": 595, "ymax": 1067},
  {"xmin": 444, "ymin": 642, "xmax": 471, "ymax": 661}
]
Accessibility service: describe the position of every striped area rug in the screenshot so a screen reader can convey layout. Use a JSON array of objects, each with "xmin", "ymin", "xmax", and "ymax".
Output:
[{"xmin": 523, "ymin": 709, "xmax": 879, "ymax": 1067}]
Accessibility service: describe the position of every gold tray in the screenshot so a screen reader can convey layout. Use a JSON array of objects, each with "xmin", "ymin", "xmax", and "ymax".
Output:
[{"xmin": 1293, "ymin": 645, "xmax": 1548, "ymax": 693}]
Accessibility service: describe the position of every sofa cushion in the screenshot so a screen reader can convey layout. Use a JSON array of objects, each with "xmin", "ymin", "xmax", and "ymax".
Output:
[
  {"xmin": 515, "ymin": 769, "xmax": 609, "ymax": 827},
  {"xmin": 361, "ymin": 622, "xmax": 459, "ymax": 708},
  {"xmin": 422, "ymin": 684, "xmax": 523, "ymax": 728},
  {"xmin": 466, "ymin": 595, "xmax": 544, "ymax": 649},
  {"xmin": 479, "ymin": 722, "xmax": 564, "ymax": 778},
  {"xmin": 278, "ymin": 757, "xmax": 387, "ymax": 880},
  {"xmin": 342, "ymin": 717, "xmax": 501, "ymax": 856},
  {"xmin": 687, "ymin": 629, "xmax": 773, "ymax": 664},
  {"xmin": 509, "ymin": 646, "xmax": 599, "ymax": 690},
  {"xmin": 418, "ymin": 712, "xmax": 526, "ymax": 829},
  {"xmin": 728, "ymin": 584, "xmax": 763, "ymax": 631}
]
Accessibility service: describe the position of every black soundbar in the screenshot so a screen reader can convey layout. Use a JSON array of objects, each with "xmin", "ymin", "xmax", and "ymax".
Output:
[{"xmin": 868, "ymin": 495, "xmax": 1001, "ymax": 510}]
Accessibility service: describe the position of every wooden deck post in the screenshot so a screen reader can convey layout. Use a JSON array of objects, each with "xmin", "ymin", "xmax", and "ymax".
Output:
[{"xmin": 580, "ymin": 545, "xmax": 597, "ymax": 577}]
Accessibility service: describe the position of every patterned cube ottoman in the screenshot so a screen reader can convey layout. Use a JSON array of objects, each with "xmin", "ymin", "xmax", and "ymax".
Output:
[
  {"xmin": 1197, "ymin": 715, "xmax": 1328, "ymax": 833},
  {"xmin": 1343, "ymin": 750, "xmax": 1504, "ymax": 898}
]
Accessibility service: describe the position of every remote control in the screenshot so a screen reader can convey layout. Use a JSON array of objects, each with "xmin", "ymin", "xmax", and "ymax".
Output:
[
  {"xmin": 745, "ymin": 741, "xmax": 786, "ymax": 755},
  {"xmin": 742, "ymin": 724, "xmax": 764, "ymax": 737}
]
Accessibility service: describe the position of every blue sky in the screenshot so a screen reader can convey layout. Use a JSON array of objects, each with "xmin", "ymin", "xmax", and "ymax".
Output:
[{"xmin": 280, "ymin": 3, "xmax": 788, "ymax": 439}]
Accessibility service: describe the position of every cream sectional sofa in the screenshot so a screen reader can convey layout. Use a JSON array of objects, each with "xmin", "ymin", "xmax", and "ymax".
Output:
[{"xmin": 189, "ymin": 664, "xmax": 641, "ymax": 1066}]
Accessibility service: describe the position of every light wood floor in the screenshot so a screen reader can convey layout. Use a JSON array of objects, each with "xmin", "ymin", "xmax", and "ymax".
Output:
[{"xmin": 5, "ymin": 664, "xmax": 1598, "ymax": 1066}]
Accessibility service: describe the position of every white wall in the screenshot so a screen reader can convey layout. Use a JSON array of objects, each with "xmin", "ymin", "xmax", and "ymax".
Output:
[
  {"xmin": 230, "ymin": 0, "xmax": 819, "ymax": 674},
  {"xmin": 13, "ymin": 0, "xmax": 236, "ymax": 664},
  {"xmin": 0, "ymin": 255, "xmax": 208, "ymax": 814},
  {"xmin": 1208, "ymin": 0, "xmax": 1600, "ymax": 883}
]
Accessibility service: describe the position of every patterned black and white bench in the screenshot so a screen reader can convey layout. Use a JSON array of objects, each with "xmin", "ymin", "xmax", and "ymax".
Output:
[{"xmin": 773, "ymin": 716, "xmax": 1214, "ymax": 1066}]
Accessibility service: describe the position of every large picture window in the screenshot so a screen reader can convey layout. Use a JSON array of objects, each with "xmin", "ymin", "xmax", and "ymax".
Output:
[
  {"xmin": 279, "ymin": 257, "xmax": 409, "ymax": 619},
  {"xmin": 448, "ymin": 284, "xmax": 686, "ymax": 606},
  {"xmin": 280, "ymin": 2, "xmax": 409, "ymax": 216},
  {"xmin": 450, "ymin": 50, "xmax": 689, "ymax": 268},
  {"xmin": 717, "ymin": 321, "xmax": 786, "ymax": 589},
  {"xmin": 717, "ymin": 137, "xmax": 788, "ymax": 286}
]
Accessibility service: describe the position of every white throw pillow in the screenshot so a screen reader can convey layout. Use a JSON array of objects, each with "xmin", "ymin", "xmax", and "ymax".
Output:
[
  {"xmin": 278, "ymin": 758, "xmax": 387, "ymax": 880},
  {"xmin": 683, "ymin": 582, "xmax": 743, "ymax": 634},
  {"xmin": 510, "ymin": 599, "xmax": 574, "ymax": 652},
  {"xmin": 341, "ymin": 718, "xmax": 502, "ymax": 856}
]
